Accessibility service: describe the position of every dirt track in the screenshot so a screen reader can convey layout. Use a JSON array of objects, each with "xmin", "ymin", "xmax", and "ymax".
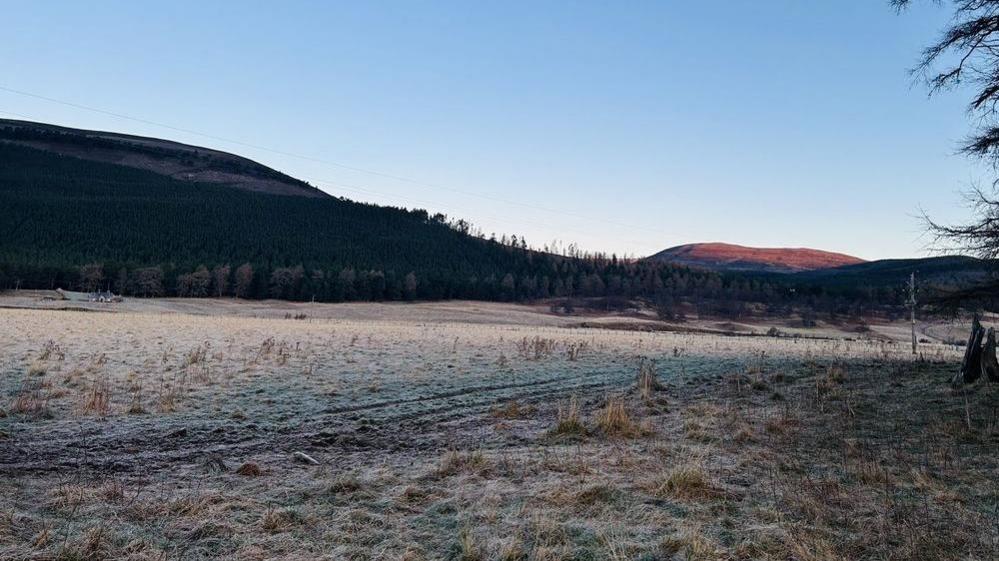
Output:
[{"xmin": 1, "ymin": 342, "xmax": 745, "ymax": 475}]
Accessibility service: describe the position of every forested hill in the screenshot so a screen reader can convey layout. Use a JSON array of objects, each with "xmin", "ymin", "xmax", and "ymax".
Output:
[
  {"xmin": 0, "ymin": 137, "xmax": 902, "ymax": 315},
  {"xmin": 0, "ymin": 142, "xmax": 548, "ymax": 300},
  {"xmin": 0, "ymin": 119, "xmax": 327, "ymax": 198}
]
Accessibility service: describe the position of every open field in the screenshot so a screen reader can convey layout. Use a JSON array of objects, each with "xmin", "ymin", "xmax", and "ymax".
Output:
[
  {"xmin": 0, "ymin": 290, "xmax": 977, "ymax": 344},
  {"xmin": 1, "ymin": 298, "xmax": 996, "ymax": 560}
]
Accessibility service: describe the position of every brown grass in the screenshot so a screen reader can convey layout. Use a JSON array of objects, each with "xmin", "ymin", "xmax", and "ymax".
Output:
[
  {"xmin": 648, "ymin": 462, "xmax": 717, "ymax": 501},
  {"xmin": 80, "ymin": 373, "xmax": 112, "ymax": 416},
  {"xmin": 492, "ymin": 400, "xmax": 535, "ymax": 419},
  {"xmin": 595, "ymin": 396, "xmax": 646, "ymax": 437},
  {"xmin": 636, "ymin": 359, "xmax": 663, "ymax": 400},
  {"xmin": 236, "ymin": 462, "xmax": 262, "ymax": 476},
  {"xmin": 436, "ymin": 450, "xmax": 490, "ymax": 478},
  {"xmin": 27, "ymin": 361, "xmax": 46, "ymax": 377},
  {"xmin": 456, "ymin": 528, "xmax": 483, "ymax": 561},
  {"xmin": 0, "ymin": 305, "xmax": 990, "ymax": 561},
  {"xmin": 328, "ymin": 473, "xmax": 363, "ymax": 494},
  {"xmin": 549, "ymin": 395, "xmax": 586, "ymax": 438},
  {"xmin": 9, "ymin": 380, "xmax": 51, "ymax": 418},
  {"xmin": 260, "ymin": 508, "xmax": 302, "ymax": 533}
]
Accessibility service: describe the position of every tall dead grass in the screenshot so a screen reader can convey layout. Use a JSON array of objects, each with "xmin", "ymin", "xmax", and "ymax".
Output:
[
  {"xmin": 595, "ymin": 396, "xmax": 645, "ymax": 437},
  {"xmin": 549, "ymin": 396, "xmax": 586, "ymax": 438}
]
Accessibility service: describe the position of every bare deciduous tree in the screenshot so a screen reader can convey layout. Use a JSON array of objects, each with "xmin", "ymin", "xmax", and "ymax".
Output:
[
  {"xmin": 234, "ymin": 263, "xmax": 254, "ymax": 299},
  {"xmin": 133, "ymin": 267, "xmax": 164, "ymax": 298},
  {"xmin": 403, "ymin": 271, "xmax": 418, "ymax": 300},
  {"xmin": 212, "ymin": 264, "xmax": 231, "ymax": 298},
  {"xmin": 176, "ymin": 266, "xmax": 211, "ymax": 298},
  {"xmin": 78, "ymin": 263, "xmax": 104, "ymax": 292}
]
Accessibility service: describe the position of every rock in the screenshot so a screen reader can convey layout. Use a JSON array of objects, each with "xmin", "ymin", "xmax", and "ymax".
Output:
[{"xmin": 292, "ymin": 451, "xmax": 320, "ymax": 465}]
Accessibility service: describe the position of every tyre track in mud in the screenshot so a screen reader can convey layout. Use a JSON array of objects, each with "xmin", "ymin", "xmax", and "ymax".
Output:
[{"xmin": 0, "ymin": 363, "xmax": 659, "ymax": 475}]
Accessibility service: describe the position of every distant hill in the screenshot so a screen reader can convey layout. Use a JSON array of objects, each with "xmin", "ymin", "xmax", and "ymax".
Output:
[
  {"xmin": 0, "ymin": 119, "xmax": 327, "ymax": 198},
  {"xmin": 789, "ymin": 255, "xmax": 992, "ymax": 290},
  {"xmin": 648, "ymin": 242, "xmax": 865, "ymax": 273}
]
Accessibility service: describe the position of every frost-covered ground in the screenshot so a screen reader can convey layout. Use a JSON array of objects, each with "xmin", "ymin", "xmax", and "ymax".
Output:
[{"xmin": 1, "ymin": 301, "xmax": 993, "ymax": 560}]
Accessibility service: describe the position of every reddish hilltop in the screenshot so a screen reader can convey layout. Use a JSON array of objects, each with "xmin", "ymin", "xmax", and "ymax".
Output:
[{"xmin": 648, "ymin": 242, "xmax": 865, "ymax": 273}]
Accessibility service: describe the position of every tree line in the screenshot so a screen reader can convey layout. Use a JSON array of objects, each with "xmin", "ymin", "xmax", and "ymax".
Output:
[{"xmin": 0, "ymin": 142, "xmax": 907, "ymax": 318}]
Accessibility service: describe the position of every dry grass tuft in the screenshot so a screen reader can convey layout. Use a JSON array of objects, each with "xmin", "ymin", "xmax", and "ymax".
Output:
[
  {"xmin": 57, "ymin": 526, "xmax": 113, "ymax": 560},
  {"xmin": 10, "ymin": 380, "xmax": 52, "ymax": 418},
  {"xmin": 184, "ymin": 342, "xmax": 210, "ymax": 366},
  {"xmin": 236, "ymin": 462, "xmax": 262, "ymax": 476},
  {"xmin": 595, "ymin": 396, "xmax": 646, "ymax": 438},
  {"xmin": 851, "ymin": 459, "xmax": 895, "ymax": 487},
  {"xmin": 156, "ymin": 376, "xmax": 182, "ymax": 413},
  {"xmin": 660, "ymin": 528, "xmax": 724, "ymax": 561},
  {"xmin": 648, "ymin": 462, "xmax": 717, "ymax": 501},
  {"xmin": 565, "ymin": 340, "xmax": 588, "ymax": 361},
  {"xmin": 574, "ymin": 483, "xmax": 619, "ymax": 507},
  {"xmin": 683, "ymin": 418, "xmax": 714, "ymax": 442},
  {"xmin": 27, "ymin": 361, "xmax": 47, "ymax": 377},
  {"xmin": 492, "ymin": 400, "xmax": 534, "ymax": 419},
  {"xmin": 455, "ymin": 527, "xmax": 483, "ymax": 561},
  {"xmin": 436, "ymin": 450, "xmax": 490, "ymax": 478},
  {"xmin": 32, "ymin": 526, "xmax": 51, "ymax": 549},
  {"xmin": 549, "ymin": 395, "xmax": 586, "ymax": 438},
  {"xmin": 80, "ymin": 373, "xmax": 112, "ymax": 416},
  {"xmin": 328, "ymin": 473, "xmax": 363, "ymax": 494},
  {"xmin": 498, "ymin": 536, "xmax": 526, "ymax": 561},
  {"xmin": 637, "ymin": 358, "xmax": 663, "ymax": 400},
  {"xmin": 38, "ymin": 340, "xmax": 65, "ymax": 361},
  {"xmin": 401, "ymin": 546, "xmax": 426, "ymax": 561},
  {"xmin": 48, "ymin": 485, "xmax": 89, "ymax": 511},
  {"xmin": 732, "ymin": 422, "xmax": 756, "ymax": 443},
  {"xmin": 763, "ymin": 411, "xmax": 798, "ymax": 435},
  {"xmin": 783, "ymin": 528, "xmax": 849, "ymax": 561},
  {"xmin": 516, "ymin": 336, "xmax": 557, "ymax": 360},
  {"xmin": 260, "ymin": 508, "xmax": 302, "ymax": 533}
]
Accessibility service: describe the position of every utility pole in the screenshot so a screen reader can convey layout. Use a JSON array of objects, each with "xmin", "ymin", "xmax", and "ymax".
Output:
[{"xmin": 908, "ymin": 271, "xmax": 917, "ymax": 355}]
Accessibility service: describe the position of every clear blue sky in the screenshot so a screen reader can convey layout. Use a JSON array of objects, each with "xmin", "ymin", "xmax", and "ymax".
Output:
[{"xmin": 1, "ymin": 1, "xmax": 983, "ymax": 259}]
